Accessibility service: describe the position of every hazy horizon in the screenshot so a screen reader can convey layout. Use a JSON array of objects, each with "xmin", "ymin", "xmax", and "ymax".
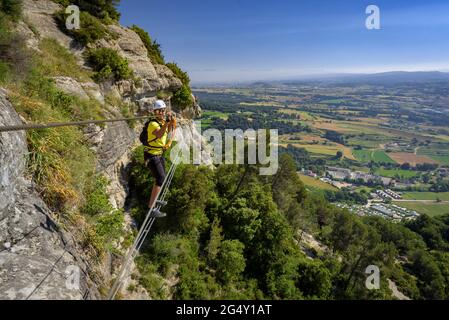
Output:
[
  {"xmin": 118, "ymin": 0, "xmax": 449, "ymax": 84},
  {"xmin": 190, "ymin": 70, "xmax": 449, "ymax": 86}
]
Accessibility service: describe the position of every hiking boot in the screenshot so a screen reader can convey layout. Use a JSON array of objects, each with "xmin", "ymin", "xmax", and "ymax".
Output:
[
  {"xmin": 156, "ymin": 200, "xmax": 168, "ymax": 207},
  {"xmin": 149, "ymin": 209, "xmax": 167, "ymax": 218}
]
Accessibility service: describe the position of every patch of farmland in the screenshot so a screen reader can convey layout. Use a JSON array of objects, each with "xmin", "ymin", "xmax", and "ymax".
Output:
[
  {"xmin": 388, "ymin": 152, "xmax": 438, "ymax": 166},
  {"xmin": 417, "ymin": 147, "xmax": 449, "ymax": 165},
  {"xmin": 393, "ymin": 202, "xmax": 449, "ymax": 217},
  {"xmin": 375, "ymin": 168, "xmax": 420, "ymax": 179},
  {"xmin": 402, "ymin": 192, "xmax": 449, "ymax": 201},
  {"xmin": 289, "ymin": 144, "xmax": 354, "ymax": 159},
  {"xmin": 298, "ymin": 174, "xmax": 338, "ymax": 191},
  {"xmin": 354, "ymin": 149, "xmax": 396, "ymax": 164}
]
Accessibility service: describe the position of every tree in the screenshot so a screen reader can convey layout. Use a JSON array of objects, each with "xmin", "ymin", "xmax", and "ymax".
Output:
[
  {"xmin": 163, "ymin": 165, "xmax": 215, "ymax": 235},
  {"xmin": 410, "ymin": 250, "xmax": 446, "ymax": 299},
  {"xmin": 206, "ymin": 217, "xmax": 223, "ymax": 264},
  {"xmin": 406, "ymin": 214, "xmax": 449, "ymax": 251},
  {"xmin": 296, "ymin": 258, "xmax": 332, "ymax": 299},
  {"xmin": 272, "ymin": 153, "xmax": 306, "ymax": 216},
  {"xmin": 336, "ymin": 151, "xmax": 343, "ymax": 159},
  {"xmin": 216, "ymin": 240, "xmax": 246, "ymax": 284},
  {"xmin": 433, "ymin": 251, "xmax": 449, "ymax": 299},
  {"xmin": 325, "ymin": 130, "xmax": 345, "ymax": 145},
  {"xmin": 221, "ymin": 199, "xmax": 261, "ymax": 244},
  {"xmin": 72, "ymin": 0, "xmax": 121, "ymax": 21}
]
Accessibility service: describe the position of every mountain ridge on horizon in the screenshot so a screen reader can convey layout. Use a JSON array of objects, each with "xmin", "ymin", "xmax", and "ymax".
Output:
[{"xmin": 192, "ymin": 71, "xmax": 449, "ymax": 87}]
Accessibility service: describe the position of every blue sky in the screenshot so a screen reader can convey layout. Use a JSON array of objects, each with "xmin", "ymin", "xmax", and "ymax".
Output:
[{"xmin": 118, "ymin": 0, "xmax": 449, "ymax": 84}]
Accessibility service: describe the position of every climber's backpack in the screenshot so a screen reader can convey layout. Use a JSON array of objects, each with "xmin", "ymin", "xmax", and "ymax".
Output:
[{"xmin": 139, "ymin": 118, "xmax": 162, "ymax": 147}]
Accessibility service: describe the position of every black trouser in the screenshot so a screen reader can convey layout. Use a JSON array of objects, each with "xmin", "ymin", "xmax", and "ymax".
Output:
[{"xmin": 144, "ymin": 153, "xmax": 166, "ymax": 187}]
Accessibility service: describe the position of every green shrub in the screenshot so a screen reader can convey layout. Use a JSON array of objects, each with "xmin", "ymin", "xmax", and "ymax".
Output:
[
  {"xmin": 0, "ymin": 0, "xmax": 22, "ymax": 21},
  {"xmin": 95, "ymin": 209, "xmax": 125, "ymax": 244},
  {"xmin": 165, "ymin": 63, "xmax": 193, "ymax": 109},
  {"xmin": 135, "ymin": 260, "xmax": 169, "ymax": 299},
  {"xmin": 86, "ymin": 48, "xmax": 133, "ymax": 82},
  {"xmin": 82, "ymin": 175, "xmax": 113, "ymax": 216},
  {"xmin": 130, "ymin": 25, "xmax": 165, "ymax": 65},
  {"xmin": 171, "ymin": 84, "xmax": 193, "ymax": 109},
  {"xmin": 166, "ymin": 62, "xmax": 190, "ymax": 86},
  {"xmin": 55, "ymin": 10, "xmax": 109, "ymax": 45}
]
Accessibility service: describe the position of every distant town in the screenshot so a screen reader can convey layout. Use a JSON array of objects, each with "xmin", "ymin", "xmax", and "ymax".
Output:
[{"xmin": 301, "ymin": 166, "xmax": 420, "ymax": 221}]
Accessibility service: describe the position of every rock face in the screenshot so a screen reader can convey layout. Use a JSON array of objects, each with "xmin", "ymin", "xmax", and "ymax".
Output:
[
  {"xmin": 96, "ymin": 25, "xmax": 183, "ymax": 96},
  {"xmin": 98, "ymin": 25, "xmax": 158, "ymax": 80},
  {"xmin": 53, "ymin": 76, "xmax": 107, "ymax": 105},
  {"xmin": 175, "ymin": 119, "xmax": 213, "ymax": 166},
  {"xmin": 0, "ymin": 90, "xmax": 27, "ymax": 213},
  {"xmin": 96, "ymin": 120, "xmax": 136, "ymax": 209},
  {"xmin": 21, "ymin": 0, "xmax": 82, "ymax": 54},
  {"xmin": 1, "ymin": 0, "xmax": 211, "ymax": 300},
  {"xmin": 0, "ymin": 90, "xmax": 97, "ymax": 300}
]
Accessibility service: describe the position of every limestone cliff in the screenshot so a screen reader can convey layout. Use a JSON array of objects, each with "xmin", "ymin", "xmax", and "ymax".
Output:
[
  {"xmin": 0, "ymin": 0, "xmax": 210, "ymax": 300},
  {"xmin": 0, "ymin": 90, "xmax": 99, "ymax": 300}
]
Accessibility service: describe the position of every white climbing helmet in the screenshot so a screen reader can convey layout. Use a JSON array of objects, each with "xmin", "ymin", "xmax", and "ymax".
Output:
[{"xmin": 153, "ymin": 100, "xmax": 167, "ymax": 111}]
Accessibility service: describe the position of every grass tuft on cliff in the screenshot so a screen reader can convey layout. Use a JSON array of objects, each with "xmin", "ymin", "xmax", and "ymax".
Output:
[{"xmin": 39, "ymin": 38, "xmax": 93, "ymax": 82}]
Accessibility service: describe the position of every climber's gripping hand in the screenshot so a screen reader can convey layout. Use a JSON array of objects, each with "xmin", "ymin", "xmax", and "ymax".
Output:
[{"xmin": 166, "ymin": 112, "xmax": 176, "ymax": 123}]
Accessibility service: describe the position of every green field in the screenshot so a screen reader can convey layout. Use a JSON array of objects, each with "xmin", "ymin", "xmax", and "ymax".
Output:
[
  {"xmin": 402, "ymin": 192, "xmax": 449, "ymax": 201},
  {"xmin": 417, "ymin": 147, "xmax": 449, "ymax": 165},
  {"xmin": 298, "ymin": 174, "xmax": 338, "ymax": 191},
  {"xmin": 353, "ymin": 149, "xmax": 396, "ymax": 164},
  {"xmin": 348, "ymin": 139, "xmax": 382, "ymax": 149},
  {"xmin": 200, "ymin": 119, "xmax": 213, "ymax": 130},
  {"xmin": 393, "ymin": 202, "xmax": 449, "ymax": 217},
  {"xmin": 202, "ymin": 110, "xmax": 229, "ymax": 120},
  {"xmin": 375, "ymin": 168, "xmax": 420, "ymax": 179},
  {"xmin": 427, "ymin": 156, "xmax": 449, "ymax": 166},
  {"xmin": 353, "ymin": 150, "xmax": 371, "ymax": 162},
  {"xmin": 347, "ymin": 134, "xmax": 392, "ymax": 149},
  {"xmin": 320, "ymin": 99, "xmax": 346, "ymax": 104},
  {"xmin": 282, "ymin": 144, "xmax": 354, "ymax": 159}
]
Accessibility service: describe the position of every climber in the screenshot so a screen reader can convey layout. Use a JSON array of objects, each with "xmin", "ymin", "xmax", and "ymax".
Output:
[{"xmin": 141, "ymin": 100, "xmax": 176, "ymax": 218}]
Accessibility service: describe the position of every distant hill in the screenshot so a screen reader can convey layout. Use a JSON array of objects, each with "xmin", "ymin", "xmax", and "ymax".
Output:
[
  {"xmin": 325, "ymin": 71, "xmax": 449, "ymax": 84},
  {"xmin": 282, "ymin": 71, "xmax": 449, "ymax": 85}
]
